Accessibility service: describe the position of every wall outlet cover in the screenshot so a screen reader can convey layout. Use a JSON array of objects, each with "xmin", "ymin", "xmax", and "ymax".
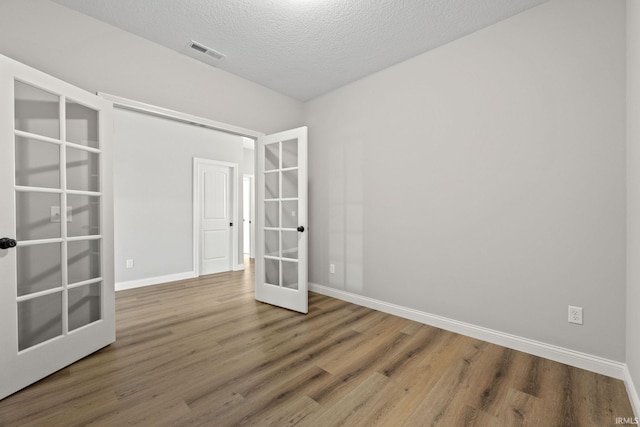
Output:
[{"xmin": 568, "ymin": 306, "xmax": 583, "ymax": 325}]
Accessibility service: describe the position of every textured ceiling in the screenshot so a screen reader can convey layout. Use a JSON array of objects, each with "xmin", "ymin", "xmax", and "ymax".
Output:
[{"xmin": 51, "ymin": 0, "xmax": 547, "ymax": 101}]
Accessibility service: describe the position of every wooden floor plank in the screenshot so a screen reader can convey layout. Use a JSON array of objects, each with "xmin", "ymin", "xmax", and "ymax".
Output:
[{"xmin": 0, "ymin": 258, "xmax": 634, "ymax": 426}]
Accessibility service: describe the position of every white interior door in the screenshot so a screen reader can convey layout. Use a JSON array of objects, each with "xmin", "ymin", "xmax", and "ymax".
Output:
[
  {"xmin": 255, "ymin": 127, "xmax": 308, "ymax": 313},
  {"xmin": 0, "ymin": 55, "xmax": 115, "ymax": 400},
  {"xmin": 196, "ymin": 159, "xmax": 234, "ymax": 275}
]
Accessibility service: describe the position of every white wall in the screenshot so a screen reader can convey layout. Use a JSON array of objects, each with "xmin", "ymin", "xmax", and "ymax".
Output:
[
  {"xmin": 243, "ymin": 148, "xmax": 255, "ymax": 176},
  {"xmin": 0, "ymin": 0, "xmax": 303, "ymax": 134},
  {"xmin": 113, "ymin": 108, "xmax": 244, "ymax": 285},
  {"xmin": 627, "ymin": 0, "xmax": 640, "ymax": 413},
  {"xmin": 305, "ymin": 0, "xmax": 627, "ymax": 361}
]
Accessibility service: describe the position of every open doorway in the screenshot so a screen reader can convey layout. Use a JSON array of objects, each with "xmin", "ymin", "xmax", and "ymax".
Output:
[
  {"xmin": 102, "ymin": 93, "xmax": 262, "ymax": 290},
  {"xmin": 243, "ymin": 174, "xmax": 255, "ymax": 259}
]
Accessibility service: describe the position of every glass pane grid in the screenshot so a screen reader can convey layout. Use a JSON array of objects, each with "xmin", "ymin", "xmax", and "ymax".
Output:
[
  {"xmin": 262, "ymin": 138, "xmax": 302, "ymax": 291},
  {"xmin": 13, "ymin": 82, "xmax": 103, "ymax": 351}
]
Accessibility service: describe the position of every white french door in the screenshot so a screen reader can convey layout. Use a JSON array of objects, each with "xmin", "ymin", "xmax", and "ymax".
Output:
[
  {"xmin": 255, "ymin": 127, "xmax": 308, "ymax": 313},
  {"xmin": 0, "ymin": 55, "xmax": 115, "ymax": 400}
]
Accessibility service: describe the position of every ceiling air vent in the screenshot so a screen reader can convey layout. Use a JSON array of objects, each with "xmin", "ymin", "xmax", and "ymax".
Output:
[{"xmin": 189, "ymin": 41, "xmax": 225, "ymax": 61}]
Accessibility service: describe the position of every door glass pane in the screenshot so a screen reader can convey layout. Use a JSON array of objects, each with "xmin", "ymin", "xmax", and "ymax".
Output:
[
  {"xmin": 281, "ymin": 200, "xmax": 298, "ymax": 229},
  {"xmin": 67, "ymin": 195, "xmax": 100, "ymax": 237},
  {"xmin": 16, "ymin": 192, "xmax": 62, "ymax": 241},
  {"xmin": 282, "ymin": 261, "xmax": 298, "ymax": 290},
  {"xmin": 67, "ymin": 147, "xmax": 100, "ymax": 192},
  {"xmin": 282, "ymin": 231, "xmax": 298, "ymax": 260},
  {"xmin": 265, "ymin": 172, "xmax": 279, "ymax": 199},
  {"xmin": 15, "ymin": 136, "xmax": 60, "ymax": 189},
  {"xmin": 18, "ymin": 292, "xmax": 63, "ymax": 351},
  {"xmin": 17, "ymin": 243, "xmax": 62, "ymax": 296},
  {"xmin": 265, "ymin": 258, "xmax": 279, "ymax": 286},
  {"xmin": 14, "ymin": 81, "xmax": 60, "ymax": 139},
  {"xmin": 282, "ymin": 139, "xmax": 298, "ymax": 169},
  {"xmin": 265, "ymin": 142, "xmax": 279, "ymax": 171},
  {"xmin": 68, "ymin": 239, "xmax": 101, "ymax": 284},
  {"xmin": 66, "ymin": 100, "xmax": 99, "ymax": 148},
  {"xmin": 265, "ymin": 201, "xmax": 279, "ymax": 228},
  {"xmin": 282, "ymin": 170, "xmax": 298, "ymax": 199},
  {"xmin": 265, "ymin": 230, "xmax": 279, "ymax": 257},
  {"xmin": 69, "ymin": 282, "xmax": 101, "ymax": 331}
]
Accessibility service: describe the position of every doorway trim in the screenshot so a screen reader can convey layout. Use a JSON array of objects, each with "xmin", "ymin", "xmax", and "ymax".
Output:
[
  {"xmin": 243, "ymin": 174, "xmax": 255, "ymax": 260},
  {"xmin": 193, "ymin": 158, "xmax": 240, "ymax": 276},
  {"xmin": 98, "ymin": 93, "xmax": 260, "ymax": 290},
  {"xmin": 98, "ymin": 93, "xmax": 263, "ymax": 139}
]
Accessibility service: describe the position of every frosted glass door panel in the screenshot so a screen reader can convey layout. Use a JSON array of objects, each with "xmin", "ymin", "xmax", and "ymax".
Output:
[
  {"xmin": 14, "ymin": 81, "xmax": 60, "ymax": 139},
  {"xmin": 281, "ymin": 201, "xmax": 298, "ymax": 229},
  {"xmin": 67, "ymin": 195, "xmax": 100, "ymax": 237},
  {"xmin": 17, "ymin": 243, "xmax": 62, "ymax": 296},
  {"xmin": 15, "ymin": 137, "xmax": 60, "ymax": 188},
  {"xmin": 66, "ymin": 100, "xmax": 99, "ymax": 148},
  {"xmin": 282, "ymin": 261, "xmax": 298, "ymax": 290},
  {"xmin": 16, "ymin": 192, "xmax": 62, "ymax": 240},
  {"xmin": 67, "ymin": 240, "xmax": 101, "ymax": 284},
  {"xmin": 68, "ymin": 283, "xmax": 101, "ymax": 331},
  {"xmin": 282, "ymin": 170, "xmax": 298, "ymax": 199},
  {"xmin": 265, "ymin": 143, "xmax": 279, "ymax": 171},
  {"xmin": 281, "ymin": 139, "xmax": 298, "ymax": 169},
  {"xmin": 282, "ymin": 231, "xmax": 298, "ymax": 260},
  {"xmin": 265, "ymin": 172, "xmax": 279, "ymax": 199},
  {"xmin": 265, "ymin": 201, "xmax": 279, "ymax": 228},
  {"xmin": 265, "ymin": 258, "xmax": 279, "ymax": 286},
  {"xmin": 265, "ymin": 230, "xmax": 279, "ymax": 257},
  {"xmin": 18, "ymin": 292, "xmax": 63, "ymax": 351},
  {"xmin": 66, "ymin": 148, "xmax": 100, "ymax": 192}
]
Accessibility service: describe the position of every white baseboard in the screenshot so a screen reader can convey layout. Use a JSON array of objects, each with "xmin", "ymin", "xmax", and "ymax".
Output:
[
  {"xmin": 624, "ymin": 365, "xmax": 640, "ymax": 418},
  {"xmin": 116, "ymin": 271, "xmax": 197, "ymax": 291},
  {"xmin": 234, "ymin": 263, "xmax": 245, "ymax": 271},
  {"xmin": 309, "ymin": 282, "xmax": 626, "ymax": 380}
]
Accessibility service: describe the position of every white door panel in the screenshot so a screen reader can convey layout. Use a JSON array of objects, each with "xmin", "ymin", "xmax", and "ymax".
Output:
[
  {"xmin": 196, "ymin": 160, "xmax": 234, "ymax": 275},
  {"xmin": 0, "ymin": 54, "xmax": 115, "ymax": 400},
  {"xmin": 204, "ymin": 230, "xmax": 229, "ymax": 260},
  {"xmin": 255, "ymin": 127, "xmax": 308, "ymax": 313}
]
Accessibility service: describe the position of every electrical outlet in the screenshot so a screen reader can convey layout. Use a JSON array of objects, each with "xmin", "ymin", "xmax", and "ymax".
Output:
[
  {"xmin": 330, "ymin": 264, "xmax": 335, "ymax": 274},
  {"xmin": 126, "ymin": 259, "xmax": 134, "ymax": 269},
  {"xmin": 568, "ymin": 306, "xmax": 583, "ymax": 325}
]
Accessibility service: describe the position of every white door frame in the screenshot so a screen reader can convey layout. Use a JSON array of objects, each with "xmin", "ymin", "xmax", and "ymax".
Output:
[
  {"xmin": 193, "ymin": 158, "xmax": 240, "ymax": 275},
  {"xmin": 243, "ymin": 174, "xmax": 255, "ymax": 259}
]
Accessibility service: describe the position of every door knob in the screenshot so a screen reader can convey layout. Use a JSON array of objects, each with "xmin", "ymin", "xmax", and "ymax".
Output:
[
  {"xmin": 297, "ymin": 226, "xmax": 305, "ymax": 233},
  {"xmin": 0, "ymin": 238, "xmax": 17, "ymax": 250}
]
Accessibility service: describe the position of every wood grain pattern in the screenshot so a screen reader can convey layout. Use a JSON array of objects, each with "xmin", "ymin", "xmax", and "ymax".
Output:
[{"xmin": 0, "ymin": 259, "xmax": 634, "ymax": 426}]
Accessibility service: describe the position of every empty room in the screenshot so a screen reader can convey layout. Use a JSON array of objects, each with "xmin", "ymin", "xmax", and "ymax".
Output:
[{"xmin": 1, "ymin": 0, "xmax": 640, "ymax": 425}]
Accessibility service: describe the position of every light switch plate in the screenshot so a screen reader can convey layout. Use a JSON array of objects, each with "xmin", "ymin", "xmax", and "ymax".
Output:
[{"xmin": 50, "ymin": 206, "xmax": 73, "ymax": 223}]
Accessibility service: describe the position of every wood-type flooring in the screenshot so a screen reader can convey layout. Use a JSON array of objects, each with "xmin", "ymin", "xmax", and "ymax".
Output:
[{"xmin": 0, "ymin": 259, "xmax": 635, "ymax": 426}]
